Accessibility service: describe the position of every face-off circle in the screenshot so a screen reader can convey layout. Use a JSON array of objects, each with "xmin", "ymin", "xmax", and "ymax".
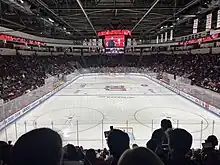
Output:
[{"xmin": 104, "ymin": 85, "xmax": 126, "ymax": 91}]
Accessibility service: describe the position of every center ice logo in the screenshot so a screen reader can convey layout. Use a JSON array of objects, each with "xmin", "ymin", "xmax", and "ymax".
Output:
[{"xmin": 104, "ymin": 85, "xmax": 126, "ymax": 91}]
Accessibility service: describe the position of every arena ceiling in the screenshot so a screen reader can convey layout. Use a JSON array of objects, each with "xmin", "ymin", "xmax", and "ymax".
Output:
[{"xmin": 0, "ymin": 0, "xmax": 218, "ymax": 40}]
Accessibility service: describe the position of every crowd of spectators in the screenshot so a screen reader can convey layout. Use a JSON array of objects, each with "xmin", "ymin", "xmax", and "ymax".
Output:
[
  {"xmin": 144, "ymin": 54, "xmax": 220, "ymax": 92},
  {"xmin": 0, "ymin": 55, "xmax": 77, "ymax": 101},
  {"xmin": 1, "ymin": 53, "xmax": 220, "ymax": 101},
  {"xmin": 88, "ymin": 53, "xmax": 220, "ymax": 93},
  {"xmin": 1, "ymin": 53, "xmax": 220, "ymax": 102},
  {"xmin": 0, "ymin": 53, "xmax": 220, "ymax": 165},
  {"xmin": 84, "ymin": 53, "xmax": 220, "ymax": 93},
  {"xmin": 0, "ymin": 119, "xmax": 219, "ymax": 165}
]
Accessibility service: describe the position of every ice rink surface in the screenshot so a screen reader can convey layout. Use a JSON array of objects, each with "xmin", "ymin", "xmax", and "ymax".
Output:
[{"xmin": 1, "ymin": 74, "xmax": 220, "ymax": 149}]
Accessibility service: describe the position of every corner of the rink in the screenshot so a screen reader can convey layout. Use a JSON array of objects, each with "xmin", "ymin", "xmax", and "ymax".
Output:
[{"xmin": 0, "ymin": 73, "xmax": 82, "ymax": 131}]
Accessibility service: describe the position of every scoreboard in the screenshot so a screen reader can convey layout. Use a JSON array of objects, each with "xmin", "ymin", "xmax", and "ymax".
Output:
[{"xmin": 98, "ymin": 30, "xmax": 131, "ymax": 55}]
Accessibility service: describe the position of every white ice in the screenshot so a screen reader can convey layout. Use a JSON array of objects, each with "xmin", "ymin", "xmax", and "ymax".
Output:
[{"xmin": 1, "ymin": 74, "xmax": 220, "ymax": 149}]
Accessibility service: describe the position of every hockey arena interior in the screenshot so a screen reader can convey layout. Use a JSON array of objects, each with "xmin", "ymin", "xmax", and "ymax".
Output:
[{"xmin": 1, "ymin": 0, "xmax": 220, "ymax": 165}]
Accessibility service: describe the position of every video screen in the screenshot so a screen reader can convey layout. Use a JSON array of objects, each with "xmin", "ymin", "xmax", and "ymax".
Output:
[{"xmin": 104, "ymin": 35, "xmax": 125, "ymax": 48}]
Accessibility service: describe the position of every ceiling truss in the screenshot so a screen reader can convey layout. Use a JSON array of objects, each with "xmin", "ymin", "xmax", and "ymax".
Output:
[{"xmin": 0, "ymin": 0, "xmax": 210, "ymax": 40}]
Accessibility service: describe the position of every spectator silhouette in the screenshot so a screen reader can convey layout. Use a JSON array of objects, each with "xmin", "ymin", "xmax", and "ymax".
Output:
[
  {"xmin": 102, "ymin": 148, "xmax": 109, "ymax": 160},
  {"xmin": 63, "ymin": 144, "xmax": 79, "ymax": 161},
  {"xmin": 204, "ymin": 135, "xmax": 218, "ymax": 149},
  {"xmin": 11, "ymin": 128, "xmax": 62, "ymax": 165},
  {"xmin": 118, "ymin": 147, "xmax": 164, "ymax": 165},
  {"xmin": 85, "ymin": 149, "xmax": 106, "ymax": 165},
  {"xmin": 147, "ymin": 139, "xmax": 157, "ymax": 152},
  {"xmin": 0, "ymin": 141, "xmax": 11, "ymax": 165},
  {"xmin": 151, "ymin": 119, "xmax": 172, "ymax": 146},
  {"xmin": 200, "ymin": 135, "xmax": 220, "ymax": 165},
  {"xmin": 165, "ymin": 128, "xmax": 196, "ymax": 165},
  {"xmin": 85, "ymin": 149, "xmax": 96, "ymax": 165},
  {"xmin": 107, "ymin": 129, "xmax": 130, "ymax": 165},
  {"xmin": 97, "ymin": 149, "xmax": 102, "ymax": 159},
  {"xmin": 132, "ymin": 144, "xmax": 138, "ymax": 149}
]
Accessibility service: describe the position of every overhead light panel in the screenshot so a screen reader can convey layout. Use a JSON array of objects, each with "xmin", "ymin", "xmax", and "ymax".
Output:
[
  {"xmin": 184, "ymin": 15, "xmax": 196, "ymax": 18},
  {"xmin": 18, "ymin": 0, "xmax": 24, "ymax": 3},
  {"xmin": 48, "ymin": 18, "xmax": 54, "ymax": 23}
]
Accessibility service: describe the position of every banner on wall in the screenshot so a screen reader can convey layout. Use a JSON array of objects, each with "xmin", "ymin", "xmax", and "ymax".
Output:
[
  {"xmin": 206, "ymin": 13, "xmax": 212, "ymax": 31},
  {"xmin": 88, "ymin": 39, "xmax": 92, "ymax": 46},
  {"xmin": 127, "ymin": 38, "xmax": 131, "ymax": 46},
  {"xmin": 92, "ymin": 39, "xmax": 96, "ymax": 46},
  {"xmin": 170, "ymin": 29, "xmax": 173, "ymax": 41},
  {"xmin": 132, "ymin": 39, "xmax": 137, "ymax": 46},
  {"xmin": 83, "ymin": 39, "xmax": 87, "ymax": 46},
  {"xmin": 193, "ymin": 19, "xmax": 198, "ymax": 34},
  {"xmin": 165, "ymin": 32, "xmax": 168, "ymax": 42},
  {"xmin": 156, "ymin": 35, "xmax": 159, "ymax": 44},
  {"xmin": 98, "ymin": 39, "xmax": 102, "ymax": 46},
  {"xmin": 217, "ymin": 10, "xmax": 220, "ymax": 28}
]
